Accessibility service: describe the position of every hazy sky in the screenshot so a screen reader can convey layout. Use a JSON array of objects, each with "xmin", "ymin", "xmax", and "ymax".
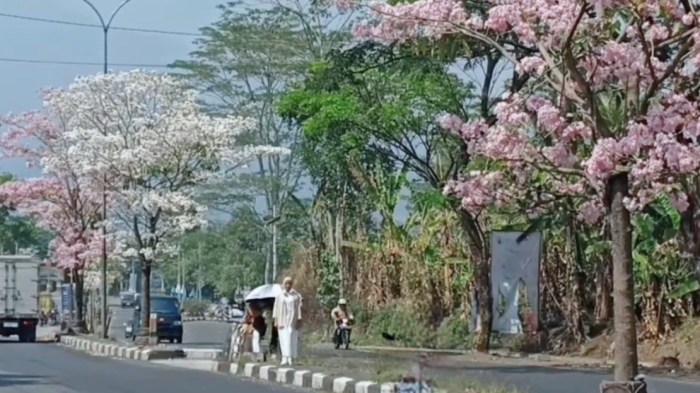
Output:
[{"xmin": 0, "ymin": 0, "xmax": 224, "ymax": 178}]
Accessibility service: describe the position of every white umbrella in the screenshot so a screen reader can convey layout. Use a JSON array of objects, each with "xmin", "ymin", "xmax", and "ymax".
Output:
[{"xmin": 244, "ymin": 284, "xmax": 283, "ymax": 302}]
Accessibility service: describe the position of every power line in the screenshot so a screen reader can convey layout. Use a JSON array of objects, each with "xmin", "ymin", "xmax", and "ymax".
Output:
[
  {"xmin": 0, "ymin": 12, "xmax": 201, "ymax": 37},
  {"xmin": 0, "ymin": 57, "xmax": 170, "ymax": 68}
]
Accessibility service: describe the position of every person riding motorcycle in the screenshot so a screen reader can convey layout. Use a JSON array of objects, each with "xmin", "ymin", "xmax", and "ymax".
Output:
[{"xmin": 331, "ymin": 298, "xmax": 353, "ymax": 344}]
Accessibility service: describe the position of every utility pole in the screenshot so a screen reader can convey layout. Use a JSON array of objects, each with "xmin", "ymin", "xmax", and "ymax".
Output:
[
  {"xmin": 80, "ymin": 0, "xmax": 133, "ymax": 340},
  {"xmin": 176, "ymin": 252, "xmax": 182, "ymax": 302},
  {"xmin": 271, "ymin": 204, "xmax": 278, "ymax": 282},
  {"xmin": 263, "ymin": 206, "xmax": 282, "ymax": 284},
  {"xmin": 197, "ymin": 243, "xmax": 202, "ymax": 301}
]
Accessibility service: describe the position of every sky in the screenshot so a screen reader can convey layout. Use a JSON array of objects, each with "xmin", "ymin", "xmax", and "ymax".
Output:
[
  {"xmin": 0, "ymin": 0, "xmax": 224, "ymax": 178},
  {"xmin": 0, "ymin": 0, "xmax": 458, "ymax": 224}
]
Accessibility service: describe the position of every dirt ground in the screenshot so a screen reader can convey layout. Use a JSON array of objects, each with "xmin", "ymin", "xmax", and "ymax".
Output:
[{"xmin": 578, "ymin": 318, "xmax": 700, "ymax": 371}]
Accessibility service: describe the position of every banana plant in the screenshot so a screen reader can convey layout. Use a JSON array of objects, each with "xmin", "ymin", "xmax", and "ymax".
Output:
[{"xmin": 632, "ymin": 196, "xmax": 695, "ymax": 301}]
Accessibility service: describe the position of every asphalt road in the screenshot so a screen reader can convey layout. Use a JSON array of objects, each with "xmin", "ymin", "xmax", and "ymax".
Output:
[
  {"xmin": 109, "ymin": 305, "xmax": 230, "ymax": 349},
  {"xmin": 0, "ymin": 340, "xmax": 299, "ymax": 393},
  {"xmin": 103, "ymin": 313, "xmax": 700, "ymax": 393},
  {"xmin": 304, "ymin": 346, "xmax": 700, "ymax": 393},
  {"xmin": 163, "ymin": 321, "xmax": 700, "ymax": 393}
]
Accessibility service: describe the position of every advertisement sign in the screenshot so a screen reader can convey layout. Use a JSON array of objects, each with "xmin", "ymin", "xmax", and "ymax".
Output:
[{"xmin": 61, "ymin": 283, "xmax": 74, "ymax": 315}]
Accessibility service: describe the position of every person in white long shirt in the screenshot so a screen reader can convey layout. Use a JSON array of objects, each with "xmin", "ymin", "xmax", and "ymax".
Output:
[{"xmin": 273, "ymin": 276, "xmax": 303, "ymax": 366}]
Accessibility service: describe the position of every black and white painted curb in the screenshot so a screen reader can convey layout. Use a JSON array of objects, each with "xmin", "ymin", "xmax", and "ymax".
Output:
[
  {"xmin": 157, "ymin": 360, "xmax": 404, "ymax": 393},
  {"xmin": 60, "ymin": 335, "xmax": 438, "ymax": 393},
  {"xmin": 60, "ymin": 335, "xmax": 186, "ymax": 361}
]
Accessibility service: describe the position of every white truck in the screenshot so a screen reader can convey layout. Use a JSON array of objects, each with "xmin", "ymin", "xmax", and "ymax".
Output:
[{"xmin": 0, "ymin": 255, "xmax": 40, "ymax": 342}]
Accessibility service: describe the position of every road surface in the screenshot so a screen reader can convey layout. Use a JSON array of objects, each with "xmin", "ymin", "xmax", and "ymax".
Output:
[
  {"xmin": 103, "ymin": 317, "xmax": 700, "ymax": 393},
  {"xmin": 305, "ymin": 345, "xmax": 700, "ymax": 393},
  {"xmin": 0, "ymin": 340, "xmax": 298, "ymax": 393},
  {"xmin": 109, "ymin": 305, "xmax": 229, "ymax": 349}
]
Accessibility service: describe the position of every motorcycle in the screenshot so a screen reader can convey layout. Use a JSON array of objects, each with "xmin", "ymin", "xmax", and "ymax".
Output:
[
  {"xmin": 48, "ymin": 309, "xmax": 59, "ymax": 326},
  {"xmin": 216, "ymin": 306, "xmax": 234, "ymax": 321},
  {"xmin": 334, "ymin": 318, "xmax": 351, "ymax": 350}
]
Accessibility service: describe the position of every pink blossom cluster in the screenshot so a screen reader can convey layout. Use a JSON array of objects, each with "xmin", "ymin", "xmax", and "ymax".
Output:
[
  {"xmin": 354, "ymin": 0, "xmax": 700, "ymax": 224},
  {"xmin": 0, "ymin": 112, "xmax": 106, "ymax": 269},
  {"xmin": 353, "ymin": 0, "xmax": 474, "ymax": 43}
]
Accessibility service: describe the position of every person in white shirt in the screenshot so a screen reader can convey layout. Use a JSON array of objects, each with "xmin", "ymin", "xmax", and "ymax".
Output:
[{"xmin": 272, "ymin": 277, "xmax": 302, "ymax": 366}]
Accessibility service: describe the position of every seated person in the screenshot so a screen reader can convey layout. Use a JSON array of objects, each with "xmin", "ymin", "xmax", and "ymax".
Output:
[{"xmin": 245, "ymin": 304, "xmax": 267, "ymax": 353}]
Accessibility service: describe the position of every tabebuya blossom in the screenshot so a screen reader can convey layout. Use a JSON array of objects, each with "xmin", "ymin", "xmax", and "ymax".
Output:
[
  {"xmin": 0, "ymin": 112, "xmax": 108, "ymax": 269},
  {"xmin": 353, "ymin": 0, "xmax": 700, "ymax": 224},
  {"xmin": 42, "ymin": 70, "xmax": 288, "ymax": 262}
]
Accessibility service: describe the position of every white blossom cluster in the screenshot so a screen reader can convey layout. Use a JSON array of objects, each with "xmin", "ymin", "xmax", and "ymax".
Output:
[{"xmin": 41, "ymin": 70, "xmax": 288, "ymax": 263}]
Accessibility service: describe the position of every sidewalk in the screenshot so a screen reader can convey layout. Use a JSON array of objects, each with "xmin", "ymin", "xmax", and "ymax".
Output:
[{"xmin": 36, "ymin": 325, "xmax": 61, "ymax": 342}]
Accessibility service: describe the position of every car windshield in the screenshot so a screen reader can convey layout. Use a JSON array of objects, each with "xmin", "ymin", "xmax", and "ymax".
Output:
[{"xmin": 151, "ymin": 297, "xmax": 179, "ymax": 314}]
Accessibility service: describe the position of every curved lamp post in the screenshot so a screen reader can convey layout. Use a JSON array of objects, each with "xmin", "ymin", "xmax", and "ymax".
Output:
[{"xmin": 79, "ymin": 0, "xmax": 133, "ymax": 340}]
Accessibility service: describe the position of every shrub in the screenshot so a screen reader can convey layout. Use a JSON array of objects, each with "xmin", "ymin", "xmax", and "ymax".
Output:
[
  {"xmin": 182, "ymin": 300, "xmax": 209, "ymax": 317},
  {"xmin": 354, "ymin": 302, "xmax": 436, "ymax": 348},
  {"xmin": 434, "ymin": 314, "xmax": 472, "ymax": 349}
]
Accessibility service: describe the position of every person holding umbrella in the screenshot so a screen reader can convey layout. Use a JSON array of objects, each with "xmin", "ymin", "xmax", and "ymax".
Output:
[{"xmin": 273, "ymin": 276, "xmax": 303, "ymax": 366}]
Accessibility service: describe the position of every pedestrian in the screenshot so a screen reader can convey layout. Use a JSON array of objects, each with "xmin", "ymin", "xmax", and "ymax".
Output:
[
  {"xmin": 250, "ymin": 303, "xmax": 267, "ymax": 354},
  {"xmin": 273, "ymin": 276, "xmax": 302, "ymax": 366}
]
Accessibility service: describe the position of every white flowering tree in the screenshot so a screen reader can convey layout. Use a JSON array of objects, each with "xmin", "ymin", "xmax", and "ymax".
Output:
[{"xmin": 47, "ymin": 70, "xmax": 287, "ymax": 327}]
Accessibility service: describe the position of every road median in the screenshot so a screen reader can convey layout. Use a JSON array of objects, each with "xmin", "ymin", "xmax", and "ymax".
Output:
[
  {"xmin": 60, "ymin": 334, "xmax": 457, "ymax": 392},
  {"xmin": 60, "ymin": 335, "xmax": 186, "ymax": 361}
]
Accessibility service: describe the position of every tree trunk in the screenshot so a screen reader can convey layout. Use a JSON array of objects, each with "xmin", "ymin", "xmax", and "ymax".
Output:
[
  {"xmin": 608, "ymin": 173, "xmax": 638, "ymax": 381},
  {"xmin": 595, "ymin": 256, "xmax": 613, "ymax": 324},
  {"xmin": 335, "ymin": 209, "xmax": 344, "ymax": 298},
  {"xmin": 141, "ymin": 261, "xmax": 152, "ymax": 329},
  {"xmin": 75, "ymin": 271, "xmax": 85, "ymax": 328},
  {"xmin": 567, "ymin": 220, "xmax": 586, "ymax": 343},
  {"xmin": 680, "ymin": 180, "xmax": 700, "ymax": 283},
  {"xmin": 473, "ymin": 253, "xmax": 492, "ymax": 351},
  {"xmin": 459, "ymin": 209, "xmax": 491, "ymax": 352}
]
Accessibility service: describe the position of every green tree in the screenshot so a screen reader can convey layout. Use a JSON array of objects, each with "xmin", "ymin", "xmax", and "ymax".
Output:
[
  {"xmin": 172, "ymin": 1, "xmax": 352, "ymax": 283},
  {"xmin": 0, "ymin": 173, "xmax": 52, "ymax": 257},
  {"xmin": 279, "ymin": 43, "xmax": 476, "ymax": 299}
]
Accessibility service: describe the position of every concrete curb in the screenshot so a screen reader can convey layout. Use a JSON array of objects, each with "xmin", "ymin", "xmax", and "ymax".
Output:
[
  {"xmin": 60, "ymin": 335, "xmax": 186, "ymax": 361},
  {"xmin": 176, "ymin": 359, "xmax": 446, "ymax": 393},
  {"xmin": 222, "ymin": 360, "xmax": 393, "ymax": 393},
  {"xmin": 62, "ymin": 335, "xmax": 444, "ymax": 393}
]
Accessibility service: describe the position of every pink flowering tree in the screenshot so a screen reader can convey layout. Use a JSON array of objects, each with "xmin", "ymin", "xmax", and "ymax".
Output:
[
  {"xmin": 353, "ymin": 0, "xmax": 700, "ymax": 381},
  {"xmin": 47, "ymin": 70, "xmax": 287, "ymax": 329},
  {"xmin": 0, "ymin": 111, "xmax": 105, "ymax": 327}
]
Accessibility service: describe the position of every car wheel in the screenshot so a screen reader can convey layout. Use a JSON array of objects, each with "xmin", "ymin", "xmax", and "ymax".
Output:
[{"xmin": 175, "ymin": 336, "xmax": 182, "ymax": 344}]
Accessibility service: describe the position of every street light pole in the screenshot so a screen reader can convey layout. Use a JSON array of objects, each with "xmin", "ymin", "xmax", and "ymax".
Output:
[{"xmin": 80, "ymin": 0, "xmax": 133, "ymax": 340}]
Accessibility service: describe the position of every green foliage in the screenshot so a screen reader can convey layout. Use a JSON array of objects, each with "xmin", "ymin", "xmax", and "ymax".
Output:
[
  {"xmin": 353, "ymin": 303, "xmax": 470, "ymax": 349},
  {"xmin": 182, "ymin": 300, "xmax": 210, "ymax": 317},
  {"xmin": 434, "ymin": 314, "xmax": 472, "ymax": 349},
  {"xmin": 280, "ymin": 42, "xmax": 474, "ymax": 189},
  {"xmin": 316, "ymin": 251, "xmax": 341, "ymax": 310},
  {"xmin": 0, "ymin": 174, "xmax": 52, "ymax": 257},
  {"xmin": 161, "ymin": 207, "xmax": 268, "ymax": 298},
  {"xmin": 354, "ymin": 303, "xmax": 435, "ymax": 348},
  {"xmin": 632, "ymin": 197, "xmax": 685, "ymax": 289}
]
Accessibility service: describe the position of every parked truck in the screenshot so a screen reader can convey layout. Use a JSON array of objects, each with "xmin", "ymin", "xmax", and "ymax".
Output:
[{"xmin": 0, "ymin": 255, "xmax": 40, "ymax": 342}]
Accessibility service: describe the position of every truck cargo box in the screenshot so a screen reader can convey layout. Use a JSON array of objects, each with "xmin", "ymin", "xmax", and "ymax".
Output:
[{"xmin": 0, "ymin": 255, "xmax": 41, "ymax": 342}]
